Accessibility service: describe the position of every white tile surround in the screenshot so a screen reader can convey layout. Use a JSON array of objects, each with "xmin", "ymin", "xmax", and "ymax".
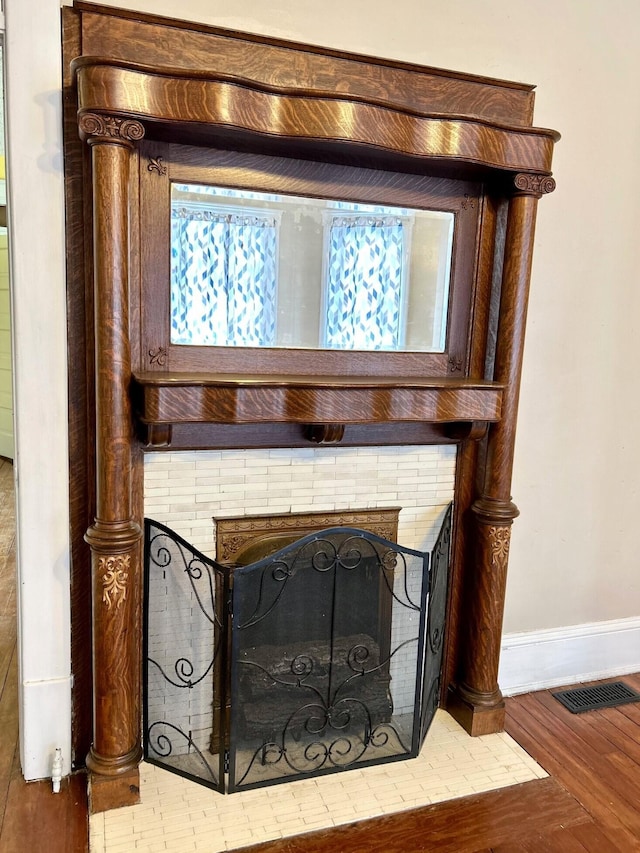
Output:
[
  {"xmin": 143, "ymin": 444, "xmax": 458, "ymax": 560},
  {"xmin": 90, "ymin": 711, "xmax": 547, "ymax": 853},
  {"xmin": 88, "ymin": 445, "xmax": 549, "ymax": 852}
]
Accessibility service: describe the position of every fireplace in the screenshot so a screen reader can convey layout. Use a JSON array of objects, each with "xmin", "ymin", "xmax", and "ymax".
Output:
[
  {"xmin": 62, "ymin": 3, "xmax": 558, "ymax": 813},
  {"xmin": 143, "ymin": 505, "xmax": 451, "ymax": 792}
]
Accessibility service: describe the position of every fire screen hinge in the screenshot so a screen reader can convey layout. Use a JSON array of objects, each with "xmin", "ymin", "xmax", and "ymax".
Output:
[
  {"xmin": 224, "ymin": 748, "xmax": 230, "ymax": 774},
  {"xmin": 227, "ymin": 589, "xmax": 233, "ymax": 616}
]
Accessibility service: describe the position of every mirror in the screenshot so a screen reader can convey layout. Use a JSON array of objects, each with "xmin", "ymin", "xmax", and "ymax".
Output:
[{"xmin": 171, "ymin": 183, "xmax": 454, "ymax": 353}]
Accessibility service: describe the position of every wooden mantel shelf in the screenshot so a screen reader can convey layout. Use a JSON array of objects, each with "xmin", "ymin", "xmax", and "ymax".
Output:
[{"xmin": 131, "ymin": 372, "xmax": 503, "ymax": 427}]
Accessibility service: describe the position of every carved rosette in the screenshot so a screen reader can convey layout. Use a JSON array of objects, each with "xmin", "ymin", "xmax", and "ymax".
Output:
[
  {"xmin": 488, "ymin": 525, "xmax": 511, "ymax": 570},
  {"xmin": 513, "ymin": 173, "xmax": 556, "ymax": 197},
  {"xmin": 100, "ymin": 554, "xmax": 131, "ymax": 609},
  {"xmin": 79, "ymin": 112, "xmax": 145, "ymax": 146}
]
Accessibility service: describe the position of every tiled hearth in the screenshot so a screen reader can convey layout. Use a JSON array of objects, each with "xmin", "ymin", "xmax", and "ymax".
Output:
[{"xmin": 89, "ymin": 710, "xmax": 546, "ymax": 852}]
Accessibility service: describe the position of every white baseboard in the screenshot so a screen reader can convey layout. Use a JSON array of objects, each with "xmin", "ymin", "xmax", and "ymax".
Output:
[
  {"xmin": 499, "ymin": 616, "xmax": 640, "ymax": 696},
  {"xmin": 20, "ymin": 676, "xmax": 72, "ymax": 781}
]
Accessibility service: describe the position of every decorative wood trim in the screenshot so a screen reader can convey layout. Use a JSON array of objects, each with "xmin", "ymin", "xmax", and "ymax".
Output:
[
  {"xmin": 79, "ymin": 106, "xmax": 144, "ymax": 797},
  {"xmin": 78, "ymin": 111, "xmax": 145, "ymax": 145},
  {"xmin": 77, "ymin": 2, "xmax": 539, "ymax": 127},
  {"xmin": 63, "ymin": 3, "xmax": 94, "ymax": 766},
  {"xmin": 488, "ymin": 526, "xmax": 511, "ymax": 570},
  {"xmin": 443, "ymin": 421, "xmax": 489, "ymax": 441},
  {"xmin": 100, "ymin": 555, "xmax": 130, "ymax": 609},
  {"xmin": 148, "ymin": 347, "xmax": 167, "ymax": 367},
  {"xmin": 73, "ymin": 59, "xmax": 557, "ymax": 175},
  {"xmin": 146, "ymin": 155, "xmax": 166, "ymax": 176},
  {"xmin": 138, "ymin": 423, "xmax": 172, "ymax": 448},
  {"xmin": 215, "ymin": 508, "xmax": 400, "ymax": 564},
  {"xmin": 449, "ymin": 188, "xmax": 541, "ymax": 733},
  {"xmin": 149, "ymin": 421, "xmax": 460, "ymax": 451},
  {"xmin": 513, "ymin": 172, "xmax": 556, "ymax": 196}
]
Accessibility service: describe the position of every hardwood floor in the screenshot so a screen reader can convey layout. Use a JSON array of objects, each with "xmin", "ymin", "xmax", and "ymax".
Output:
[
  {"xmin": 0, "ymin": 454, "xmax": 639, "ymax": 851},
  {"xmin": 505, "ymin": 673, "xmax": 640, "ymax": 851},
  {"xmin": 236, "ymin": 681, "xmax": 640, "ymax": 853}
]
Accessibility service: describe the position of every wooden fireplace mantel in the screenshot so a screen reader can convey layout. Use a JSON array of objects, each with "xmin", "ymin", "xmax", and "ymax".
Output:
[
  {"xmin": 63, "ymin": 1, "xmax": 558, "ymax": 814},
  {"xmin": 131, "ymin": 373, "xmax": 504, "ymax": 445}
]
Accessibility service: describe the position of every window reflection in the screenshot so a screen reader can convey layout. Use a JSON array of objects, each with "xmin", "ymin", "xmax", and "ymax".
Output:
[
  {"xmin": 170, "ymin": 184, "xmax": 453, "ymax": 353},
  {"xmin": 324, "ymin": 214, "xmax": 407, "ymax": 350},
  {"xmin": 171, "ymin": 206, "xmax": 278, "ymax": 346}
]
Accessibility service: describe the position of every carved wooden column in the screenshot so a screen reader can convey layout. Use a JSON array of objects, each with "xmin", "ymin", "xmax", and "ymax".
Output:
[
  {"xmin": 79, "ymin": 112, "xmax": 145, "ymax": 811},
  {"xmin": 449, "ymin": 173, "xmax": 556, "ymax": 735}
]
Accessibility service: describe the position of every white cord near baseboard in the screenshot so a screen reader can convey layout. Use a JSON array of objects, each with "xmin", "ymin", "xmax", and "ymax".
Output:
[{"xmin": 51, "ymin": 747, "xmax": 63, "ymax": 794}]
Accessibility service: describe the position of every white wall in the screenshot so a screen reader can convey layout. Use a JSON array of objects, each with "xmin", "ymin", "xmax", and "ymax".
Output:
[
  {"xmin": 8, "ymin": 0, "xmax": 640, "ymax": 775},
  {"xmin": 5, "ymin": 0, "xmax": 71, "ymax": 779}
]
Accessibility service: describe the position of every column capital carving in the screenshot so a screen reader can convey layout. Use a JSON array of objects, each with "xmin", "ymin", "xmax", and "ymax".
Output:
[
  {"xmin": 78, "ymin": 111, "xmax": 145, "ymax": 147},
  {"xmin": 512, "ymin": 172, "xmax": 556, "ymax": 197}
]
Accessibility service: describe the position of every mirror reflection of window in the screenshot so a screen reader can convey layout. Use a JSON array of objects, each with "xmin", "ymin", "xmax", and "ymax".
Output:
[
  {"xmin": 171, "ymin": 205, "xmax": 279, "ymax": 346},
  {"xmin": 323, "ymin": 213, "xmax": 409, "ymax": 351},
  {"xmin": 170, "ymin": 184, "xmax": 453, "ymax": 353}
]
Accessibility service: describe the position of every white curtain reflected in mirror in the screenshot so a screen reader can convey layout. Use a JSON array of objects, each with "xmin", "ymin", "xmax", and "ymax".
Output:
[{"xmin": 171, "ymin": 184, "xmax": 453, "ymax": 353}]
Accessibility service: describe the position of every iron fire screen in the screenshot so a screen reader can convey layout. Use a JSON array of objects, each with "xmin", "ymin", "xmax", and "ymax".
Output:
[{"xmin": 144, "ymin": 507, "xmax": 451, "ymax": 794}]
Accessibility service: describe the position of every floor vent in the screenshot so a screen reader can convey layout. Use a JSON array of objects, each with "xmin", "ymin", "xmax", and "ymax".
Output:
[{"xmin": 552, "ymin": 681, "xmax": 640, "ymax": 714}]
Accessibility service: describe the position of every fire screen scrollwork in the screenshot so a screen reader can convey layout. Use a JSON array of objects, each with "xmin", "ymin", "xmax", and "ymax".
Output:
[{"xmin": 143, "ymin": 509, "xmax": 452, "ymax": 794}]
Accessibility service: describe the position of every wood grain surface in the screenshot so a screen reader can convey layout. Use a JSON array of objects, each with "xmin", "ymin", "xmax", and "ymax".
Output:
[
  {"xmin": 77, "ymin": 3, "xmax": 538, "ymax": 126},
  {"xmin": 132, "ymin": 374, "xmax": 503, "ymax": 426},
  {"xmin": 74, "ymin": 60, "xmax": 557, "ymax": 175}
]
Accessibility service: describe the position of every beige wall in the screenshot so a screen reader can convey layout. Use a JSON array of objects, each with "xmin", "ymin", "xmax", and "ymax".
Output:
[{"xmin": 10, "ymin": 0, "xmax": 640, "ymax": 776}]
